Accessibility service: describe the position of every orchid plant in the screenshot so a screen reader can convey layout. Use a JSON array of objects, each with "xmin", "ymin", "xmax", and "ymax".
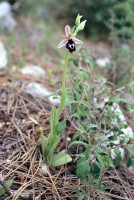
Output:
[{"xmin": 40, "ymin": 14, "xmax": 86, "ymax": 167}]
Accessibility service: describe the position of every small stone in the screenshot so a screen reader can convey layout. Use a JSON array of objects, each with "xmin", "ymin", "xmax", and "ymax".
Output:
[
  {"xmin": 121, "ymin": 43, "xmax": 130, "ymax": 50},
  {"xmin": 20, "ymin": 65, "xmax": 46, "ymax": 79},
  {"xmin": 66, "ymin": 137, "xmax": 71, "ymax": 142},
  {"xmin": 0, "ymin": 2, "xmax": 11, "ymax": 17},
  {"xmin": 0, "ymin": 173, "xmax": 3, "ymax": 181},
  {"xmin": 48, "ymin": 95, "xmax": 61, "ymax": 105},
  {"xmin": 40, "ymin": 164, "xmax": 49, "ymax": 175},
  {"xmin": 0, "ymin": 39, "xmax": 8, "ymax": 69},
  {"xmin": 95, "ymin": 57, "xmax": 110, "ymax": 68},
  {"xmin": 24, "ymin": 82, "xmax": 61, "ymax": 105},
  {"xmin": 0, "ymin": 123, "xmax": 3, "ymax": 128},
  {"xmin": 22, "ymin": 119, "xmax": 26, "ymax": 123},
  {"xmin": 24, "ymin": 82, "xmax": 52, "ymax": 98},
  {"xmin": 6, "ymin": 159, "xmax": 12, "ymax": 164},
  {"xmin": 0, "ymin": 2, "xmax": 17, "ymax": 31}
]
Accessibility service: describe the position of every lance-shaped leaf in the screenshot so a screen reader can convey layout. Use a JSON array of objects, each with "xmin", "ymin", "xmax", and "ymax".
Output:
[
  {"xmin": 47, "ymin": 136, "xmax": 60, "ymax": 165},
  {"xmin": 51, "ymin": 150, "xmax": 72, "ymax": 167},
  {"xmin": 40, "ymin": 127, "xmax": 48, "ymax": 160}
]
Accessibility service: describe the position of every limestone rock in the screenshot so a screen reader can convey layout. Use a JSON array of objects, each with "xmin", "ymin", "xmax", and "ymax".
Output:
[
  {"xmin": 20, "ymin": 65, "xmax": 46, "ymax": 79},
  {"xmin": 0, "ymin": 2, "xmax": 17, "ymax": 31},
  {"xmin": 0, "ymin": 39, "xmax": 8, "ymax": 69}
]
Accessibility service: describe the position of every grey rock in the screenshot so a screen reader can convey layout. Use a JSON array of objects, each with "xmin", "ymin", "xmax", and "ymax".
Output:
[
  {"xmin": 0, "ymin": 2, "xmax": 17, "ymax": 31},
  {"xmin": 95, "ymin": 57, "xmax": 110, "ymax": 68},
  {"xmin": 20, "ymin": 65, "xmax": 46, "ymax": 79},
  {"xmin": 0, "ymin": 39, "xmax": 8, "ymax": 69}
]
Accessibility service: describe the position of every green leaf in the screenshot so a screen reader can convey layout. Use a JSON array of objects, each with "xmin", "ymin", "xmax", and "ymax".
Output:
[
  {"xmin": 99, "ymin": 135, "xmax": 108, "ymax": 142},
  {"xmin": 114, "ymin": 147, "xmax": 121, "ymax": 155},
  {"xmin": 80, "ymin": 71, "xmax": 89, "ymax": 82},
  {"xmin": 127, "ymin": 144, "xmax": 134, "ymax": 156},
  {"xmin": 47, "ymin": 136, "xmax": 60, "ymax": 165},
  {"xmin": 120, "ymin": 123, "xmax": 128, "ymax": 129},
  {"xmin": 113, "ymin": 155, "xmax": 122, "ymax": 167},
  {"xmin": 126, "ymin": 153, "xmax": 132, "ymax": 168},
  {"xmin": 76, "ymin": 158, "xmax": 89, "ymax": 178},
  {"xmin": 113, "ymin": 148, "xmax": 122, "ymax": 167},
  {"xmin": 90, "ymin": 162, "xmax": 101, "ymax": 178},
  {"xmin": 77, "ymin": 106, "xmax": 86, "ymax": 117},
  {"xmin": 67, "ymin": 100, "xmax": 77, "ymax": 105},
  {"xmin": 113, "ymin": 128, "xmax": 124, "ymax": 135},
  {"xmin": 95, "ymin": 146, "xmax": 109, "ymax": 155},
  {"xmin": 55, "ymin": 120, "xmax": 66, "ymax": 133},
  {"xmin": 73, "ymin": 132, "xmax": 88, "ymax": 141},
  {"xmin": 51, "ymin": 150, "xmax": 72, "ymax": 167},
  {"xmin": 75, "ymin": 91, "xmax": 81, "ymax": 101},
  {"xmin": 80, "ymin": 100, "xmax": 91, "ymax": 109},
  {"xmin": 49, "ymin": 106, "xmax": 57, "ymax": 148},
  {"xmin": 95, "ymin": 145, "xmax": 104, "ymax": 154},
  {"xmin": 40, "ymin": 127, "xmax": 48, "ymax": 160},
  {"xmin": 96, "ymin": 154, "xmax": 105, "ymax": 171},
  {"xmin": 103, "ymin": 155, "xmax": 114, "ymax": 168},
  {"xmin": 69, "ymin": 141, "xmax": 88, "ymax": 148},
  {"xmin": 84, "ymin": 88, "xmax": 89, "ymax": 99},
  {"xmin": 87, "ymin": 124, "xmax": 97, "ymax": 130},
  {"xmin": 72, "ymin": 113, "xmax": 81, "ymax": 119},
  {"xmin": 112, "ymin": 96, "xmax": 122, "ymax": 103},
  {"xmin": 85, "ymin": 146, "xmax": 91, "ymax": 159},
  {"xmin": 0, "ymin": 179, "xmax": 13, "ymax": 196},
  {"xmin": 108, "ymin": 135, "xmax": 118, "ymax": 141},
  {"xmin": 98, "ymin": 183, "xmax": 115, "ymax": 190},
  {"xmin": 85, "ymin": 57, "xmax": 94, "ymax": 68},
  {"xmin": 72, "ymin": 132, "xmax": 82, "ymax": 140}
]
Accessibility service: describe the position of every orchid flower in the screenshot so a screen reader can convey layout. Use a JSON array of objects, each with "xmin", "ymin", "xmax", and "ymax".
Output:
[{"xmin": 57, "ymin": 25, "xmax": 83, "ymax": 52}]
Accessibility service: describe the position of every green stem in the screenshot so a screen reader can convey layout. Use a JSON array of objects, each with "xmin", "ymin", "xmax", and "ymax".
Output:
[
  {"xmin": 48, "ymin": 51, "xmax": 69, "ymax": 150},
  {"xmin": 57, "ymin": 50, "xmax": 69, "ymax": 120}
]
